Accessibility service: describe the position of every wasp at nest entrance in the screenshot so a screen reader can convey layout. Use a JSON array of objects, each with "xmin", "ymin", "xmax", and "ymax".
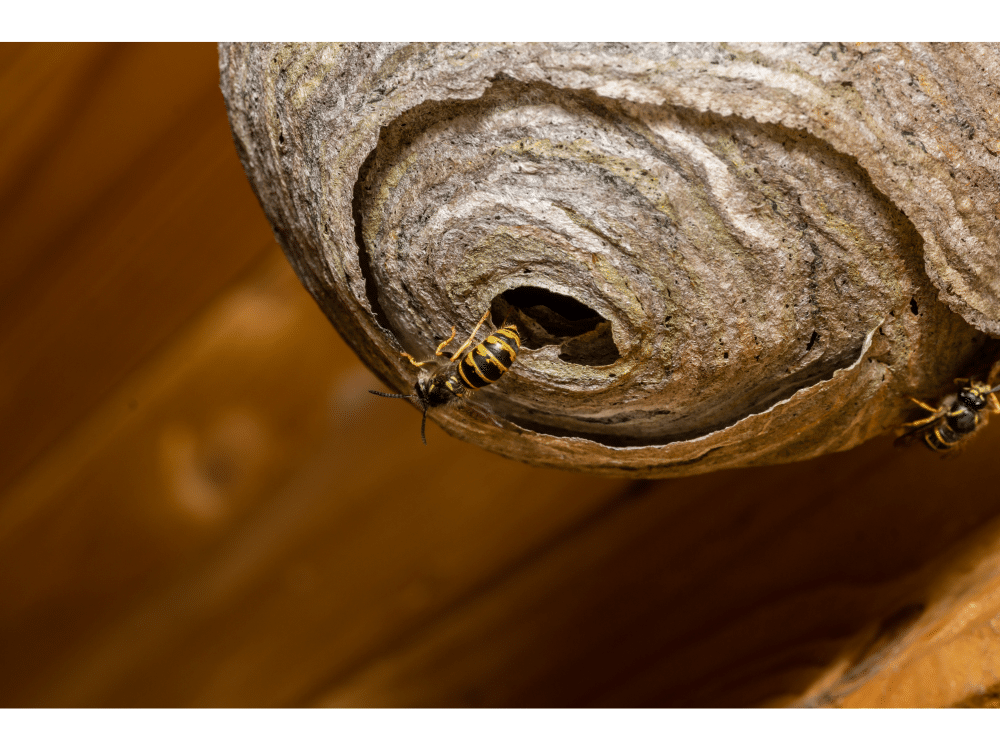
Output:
[
  {"xmin": 491, "ymin": 286, "xmax": 619, "ymax": 366},
  {"xmin": 370, "ymin": 310, "xmax": 521, "ymax": 444}
]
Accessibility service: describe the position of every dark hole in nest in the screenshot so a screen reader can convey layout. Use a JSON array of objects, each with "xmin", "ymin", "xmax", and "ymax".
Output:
[
  {"xmin": 806, "ymin": 330, "xmax": 819, "ymax": 352},
  {"xmin": 491, "ymin": 286, "xmax": 620, "ymax": 366}
]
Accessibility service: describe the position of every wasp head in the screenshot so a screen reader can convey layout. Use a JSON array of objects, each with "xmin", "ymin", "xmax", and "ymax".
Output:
[{"xmin": 960, "ymin": 386, "xmax": 987, "ymax": 412}]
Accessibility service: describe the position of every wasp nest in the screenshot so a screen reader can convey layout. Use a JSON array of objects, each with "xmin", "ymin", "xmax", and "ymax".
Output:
[{"xmin": 220, "ymin": 43, "xmax": 1000, "ymax": 477}]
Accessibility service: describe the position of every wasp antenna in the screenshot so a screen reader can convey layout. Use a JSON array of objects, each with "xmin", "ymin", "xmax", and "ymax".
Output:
[
  {"xmin": 369, "ymin": 390, "xmax": 411, "ymax": 399},
  {"xmin": 420, "ymin": 406, "xmax": 428, "ymax": 445}
]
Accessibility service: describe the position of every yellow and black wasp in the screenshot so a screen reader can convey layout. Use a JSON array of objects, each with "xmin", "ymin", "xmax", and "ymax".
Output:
[
  {"xmin": 369, "ymin": 310, "xmax": 521, "ymax": 444},
  {"xmin": 898, "ymin": 378, "xmax": 1000, "ymax": 452}
]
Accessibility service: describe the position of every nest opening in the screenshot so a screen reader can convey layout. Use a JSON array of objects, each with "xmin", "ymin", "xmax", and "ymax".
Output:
[{"xmin": 491, "ymin": 286, "xmax": 620, "ymax": 366}]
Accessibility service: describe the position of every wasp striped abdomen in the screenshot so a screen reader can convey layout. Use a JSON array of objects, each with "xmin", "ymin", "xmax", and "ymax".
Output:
[
  {"xmin": 368, "ymin": 313, "xmax": 521, "ymax": 444},
  {"xmin": 458, "ymin": 325, "xmax": 521, "ymax": 390}
]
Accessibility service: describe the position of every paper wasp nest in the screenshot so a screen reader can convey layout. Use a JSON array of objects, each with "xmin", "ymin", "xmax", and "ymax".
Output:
[{"xmin": 220, "ymin": 43, "xmax": 1000, "ymax": 477}]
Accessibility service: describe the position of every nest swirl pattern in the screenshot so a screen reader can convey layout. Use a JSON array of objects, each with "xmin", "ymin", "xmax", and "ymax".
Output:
[{"xmin": 221, "ymin": 43, "xmax": 998, "ymax": 476}]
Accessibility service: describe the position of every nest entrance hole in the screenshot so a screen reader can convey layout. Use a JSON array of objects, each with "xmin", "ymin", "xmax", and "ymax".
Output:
[{"xmin": 491, "ymin": 286, "xmax": 619, "ymax": 366}]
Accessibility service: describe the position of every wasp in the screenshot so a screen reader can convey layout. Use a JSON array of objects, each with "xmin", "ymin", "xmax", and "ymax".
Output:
[
  {"xmin": 899, "ymin": 379, "xmax": 1000, "ymax": 452},
  {"xmin": 369, "ymin": 309, "xmax": 521, "ymax": 444}
]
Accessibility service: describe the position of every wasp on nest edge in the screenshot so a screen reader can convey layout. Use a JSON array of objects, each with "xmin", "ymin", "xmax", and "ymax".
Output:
[
  {"xmin": 369, "ymin": 309, "xmax": 522, "ymax": 444},
  {"xmin": 898, "ymin": 377, "xmax": 1000, "ymax": 452}
]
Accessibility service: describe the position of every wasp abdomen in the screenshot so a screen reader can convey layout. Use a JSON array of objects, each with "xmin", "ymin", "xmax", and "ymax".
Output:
[
  {"xmin": 925, "ymin": 407, "xmax": 982, "ymax": 451},
  {"xmin": 458, "ymin": 325, "xmax": 520, "ymax": 390},
  {"xmin": 926, "ymin": 424, "xmax": 959, "ymax": 451}
]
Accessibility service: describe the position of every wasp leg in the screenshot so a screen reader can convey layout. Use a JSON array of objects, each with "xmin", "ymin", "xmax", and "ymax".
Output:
[
  {"xmin": 902, "ymin": 397, "xmax": 946, "ymax": 428},
  {"xmin": 435, "ymin": 326, "xmax": 458, "ymax": 357},
  {"xmin": 449, "ymin": 309, "xmax": 492, "ymax": 363},
  {"xmin": 398, "ymin": 350, "xmax": 430, "ymax": 368},
  {"xmin": 909, "ymin": 397, "xmax": 941, "ymax": 414},
  {"xmin": 989, "ymin": 391, "xmax": 1000, "ymax": 414}
]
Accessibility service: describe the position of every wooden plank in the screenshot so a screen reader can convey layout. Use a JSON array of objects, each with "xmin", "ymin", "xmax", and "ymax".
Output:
[
  {"xmin": 7, "ymin": 42, "xmax": 1000, "ymax": 709},
  {"xmin": 0, "ymin": 251, "xmax": 354, "ymax": 704},
  {"xmin": 1, "ymin": 44, "xmax": 214, "ymax": 304},
  {"xmin": 305, "ymin": 424, "xmax": 1000, "ymax": 707},
  {"xmin": 0, "ymin": 44, "xmax": 113, "ymax": 247},
  {"xmin": 4, "ymin": 265, "xmax": 630, "ymax": 705},
  {"xmin": 804, "ymin": 506, "xmax": 1000, "ymax": 707},
  {"xmin": 38, "ymin": 465, "xmax": 628, "ymax": 707},
  {"xmin": 0, "ymin": 43, "xmax": 274, "ymax": 493},
  {"xmin": 0, "ymin": 40, "xmax": 627, "ymax": 710}
]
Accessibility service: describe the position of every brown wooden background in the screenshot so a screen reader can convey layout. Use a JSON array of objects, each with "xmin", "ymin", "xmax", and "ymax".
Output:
[{"xmin": 4, "ymin": 42, "xmax": 1000, "ymax": 708}]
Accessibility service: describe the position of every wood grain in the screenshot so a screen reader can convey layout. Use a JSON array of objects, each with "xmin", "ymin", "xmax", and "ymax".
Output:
[
  {"xmin": 0, "ymin": 43, "xmax": 275, "ymax": 494},
  {"xmin": 310, "ymin": 427, "xmax": 1000, "ymax": 707},
  {"xmin": 4, "ymin": 42, "xmax": 1000, "ymax": 708}
]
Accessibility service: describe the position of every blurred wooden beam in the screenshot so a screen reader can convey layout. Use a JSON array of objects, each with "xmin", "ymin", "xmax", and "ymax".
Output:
[
  {"xmin": 305, "ymin": 428, "xmax": 1000, "ymax": 707},
  {"xmin": 0, "ymin": 43, "xmax": 274, "ymax": 494},
  {"xmin": 1, "ymin": 247, "xmax": 630, "ymax": 706},
  {"xmin": 6, "ymin": 43, "xmax": 1000, "ymax": 709}
]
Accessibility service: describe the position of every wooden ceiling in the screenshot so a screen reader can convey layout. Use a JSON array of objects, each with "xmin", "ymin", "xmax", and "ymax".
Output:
[{"xmin": 3, "ymin": 42, "xmax": 1000, "ymax": 707}]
